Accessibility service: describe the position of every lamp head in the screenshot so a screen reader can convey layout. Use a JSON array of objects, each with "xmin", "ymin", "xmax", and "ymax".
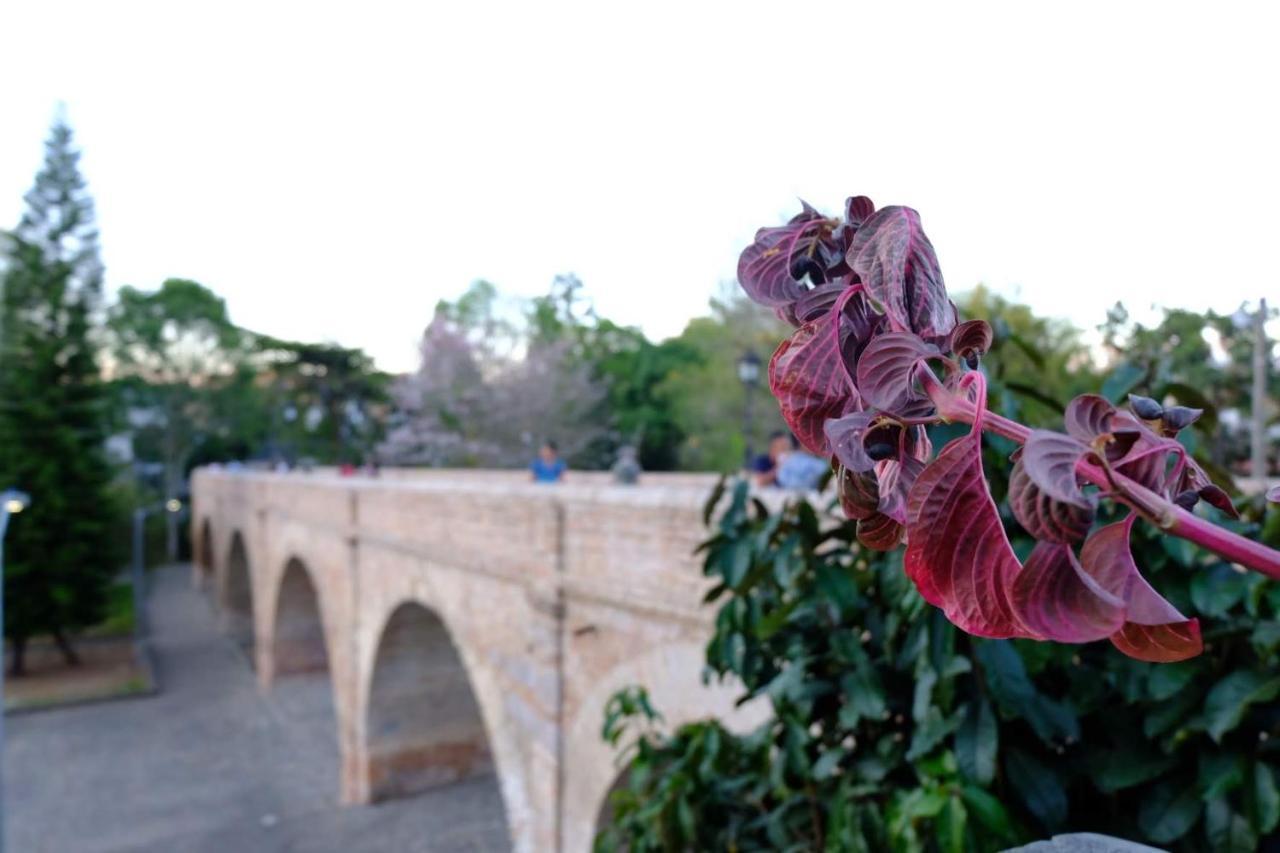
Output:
[
  {"xmin": 2, "ymin": 489, "xmax": 31, "ymax": 515},
  {"xmin": 165, "ymin": 498, "xmax": 182, "ymax": 514}
]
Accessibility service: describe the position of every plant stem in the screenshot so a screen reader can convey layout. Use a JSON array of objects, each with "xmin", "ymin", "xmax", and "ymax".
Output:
[{"xmin": 921, "ymin": 371, "xmax": 1280, "ymax": 580}]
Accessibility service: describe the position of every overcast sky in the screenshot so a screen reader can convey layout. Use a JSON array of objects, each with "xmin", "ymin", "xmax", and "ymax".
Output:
[{"xmin": 3, "ymin": 1, "xmax": 1277, "ymax": 372}]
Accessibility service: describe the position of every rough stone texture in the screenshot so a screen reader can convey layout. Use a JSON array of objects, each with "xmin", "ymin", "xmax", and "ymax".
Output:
[{"xmin": 191, "ymin": 468, "xmax": 769, "ymax": 853}]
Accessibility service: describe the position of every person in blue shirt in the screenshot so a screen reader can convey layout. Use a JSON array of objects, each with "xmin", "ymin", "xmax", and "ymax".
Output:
[{"xmin": 530, "ymin": 440, "xmax": 567, "ymax": 483}]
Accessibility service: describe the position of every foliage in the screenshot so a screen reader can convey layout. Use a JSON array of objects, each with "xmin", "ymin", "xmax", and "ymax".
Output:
[
  {"xmin": 733, "ymin": 195, "xmax": 1279, "ymax": 658},
  {"xmin": 0, "ymin": 118, "xmax": 122, "ymax": 669},
  {"xmin": 380, "ymin": 279, "xmax": 609, "ymax": 467},
  {"xmin": 599, "ymin": 478, "xmax": 1280, "ymax": 851}
]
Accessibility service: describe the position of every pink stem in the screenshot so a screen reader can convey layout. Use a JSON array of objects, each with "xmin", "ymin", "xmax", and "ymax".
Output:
[{"xmin": 920, "ymin": 370, "xmax": 1280, "ymax": 580}]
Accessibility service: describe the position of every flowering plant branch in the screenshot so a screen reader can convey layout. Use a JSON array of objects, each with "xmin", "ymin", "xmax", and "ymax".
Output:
[{"xmin": 738, "ymin": 197, "xmax": 1280, "ymax": 663}]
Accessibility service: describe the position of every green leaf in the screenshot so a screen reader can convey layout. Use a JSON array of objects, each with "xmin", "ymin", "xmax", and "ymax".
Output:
[
  {"xmin": 1091, "ymin": 745, "xmax": 1178, "ymax": 793},
  {"xmin": 975, "ymin": 641, "xmax": 1035, "ymax": 712},
  {"xmin": 812, "ymin": 747, "xmax": 844, "ymax": 780},
  {"xmin": 1253, "ymin": 762, "xmax": 1279, "ymax": 833},
  {"xmin": 1148, "ymin": 660, "xmax": 1201, "ymax": 701},
  {"xmin": 1102, "ymin": 362, "xmax": 1145, "ymax": 402},
  {"xmin": 1138, "ymin": 779, "xmax": 1203, "ymax": 843},
  {"xmin": 1190, "ymin": 564, "xmax": 1249, "ymax": 618},
  {"xmin": 907, "ymin": 708, "xmax": 961, "ymax": 761},
  {"xmin": 960, "ymin": 785, "xmax": 1013, "ymax": 840},
  {"xmin": 1005, "ymin": 748, "xmax": 1067, "ymax": 830},
  {"xmin": 937, "ymin": 796, "xmax": 967, "ymax": 853},
  {"xmin": 1205, "ymin": 797, "xmax": 1257, "ymax": 853},
  {"xmin": 1204, "ymin": 670, "xmax": 1280, "ymax": 742},
  {"xmin": 840, "ymin": 668, "xmax": 887, "ymax": 727},
  {"xmin": 1198, "ymin": 752, "xmax": 1245, "ymax": 800},
  {"xmin": 955, "ymin": 698, "xmax": 998, "ymax": 785},
  {"xmin": 912, "ymin": 666, "xmax": 938, "ymax": 724},
  {"xmin": 1250, "ymin": 620, "xmax": 1280, "ymax": 657},
  {"xmin": 702, "ymin": 475, "xmax": 726, "ymax": 526}
]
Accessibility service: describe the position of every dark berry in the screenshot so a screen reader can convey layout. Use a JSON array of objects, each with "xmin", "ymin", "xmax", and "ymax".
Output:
[
  {"xmin": 1128, "ymin": 394, "xmax": 1164, "ymax": 420},
  {"xmin": 865, "ymin": 442, "xmax": 896, "ymax": 461}
]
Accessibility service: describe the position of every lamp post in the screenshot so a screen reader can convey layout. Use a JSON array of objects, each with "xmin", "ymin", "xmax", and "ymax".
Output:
[
  {"xmin": 737, "ymin": 350, "xmax": 762, "ymax": 468},
  {"xmin": 0, "ymin": 487, "xmax": 31, "ymax": 853},
  {"xmin": 133, "ymin": 499, "xmax": 183, "ymax": 643}
]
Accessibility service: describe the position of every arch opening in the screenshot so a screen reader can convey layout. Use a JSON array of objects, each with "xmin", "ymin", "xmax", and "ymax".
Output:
[
  {"xmin": 365, "ymin": 602, "xmax": 505, "ymax": 813},
  {"xmin": 197, "ymin": 519, "xmax": 214, "ymax": 581},
  {"xmin": 272, "ymin": 558, "xmax": 329, "ymax": 678},
  {"xmin": 223, "ymin": 531, "xmax": 254, "ymax": 656}
]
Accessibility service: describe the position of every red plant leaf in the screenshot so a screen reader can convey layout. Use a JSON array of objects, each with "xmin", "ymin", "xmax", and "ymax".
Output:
[
  {"xmin": 768, "ymin": 310, "xmax": 856, "ymax": 454},
  {"xmin": 1021, "ymin": 430, "xmax": 1094, "ymax": 510},
  {"xmin": 825, "ymin": 410, "xmax": 878, "ymax": 473},
  {"xmin": 847, "ymin": 206, "xmax": 956, "ymax": 339},
  {"xmin": 1008, "ymin": 457, "xmax": 1094, "ymax": 543},
  {"xmin": 950, "ymin": 319, "xmax": 993, "ymax": 362},
  {"xmin": 837, "ymin": 465, "xmax": 879, "ymax": 520},
  {"xmin": 854, "ymin": 332, "xmax": 939, "ymax": 414},
  {"xmin": 904, "ymin": 420, "xmax": 1034, "ymax": 639},
  {"xmin": 738, "ymin": 205, "xmax": 839, "ymax": 308},
  {"xmin": 1064, "ymin": 394, "xmax": 1115, "ymax": 442},
  {"xmin": 1009, "ymin": 542, "xmax": 1126, "ymax": 643},
  {"xmin": 877, "ymin": 450, "xmax": 928, "ymax": 524},
  {"xmin": 1079, "ymin": 517, "xmax": 1202, "ymax": 663},
  {"xmin": 857, "ymin": 512, "xmax": 903, "ymax": 551}
]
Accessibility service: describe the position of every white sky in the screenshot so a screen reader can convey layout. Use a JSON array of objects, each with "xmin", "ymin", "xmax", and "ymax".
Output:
[{"xmin": 2, "ymin": 1, "xmax": 1278, "ymax": 373}]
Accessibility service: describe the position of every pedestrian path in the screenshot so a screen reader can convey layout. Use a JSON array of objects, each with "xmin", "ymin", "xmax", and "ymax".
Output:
[{"xmin": 6, "ymin": 564, "xmax": 510, "ymax": 852}]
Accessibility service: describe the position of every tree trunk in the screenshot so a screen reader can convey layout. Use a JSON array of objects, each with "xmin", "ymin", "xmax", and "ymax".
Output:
[
  {"xmin": 8, "ymin": 636, "xmax": 26, "ymax": 677},
  {"xmin": 52, "ymin": 628, "xmax": 80, "ymax": 666}
]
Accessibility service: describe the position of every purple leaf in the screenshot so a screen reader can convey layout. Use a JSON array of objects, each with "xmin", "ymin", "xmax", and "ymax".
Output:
[
  {"xmin": 853, "ymin": 332, "xmax": 939, "ymax": 414},
  {"xmin": 905, "ymin": 421, "xmax": 1035, "ymax": 639},
  {"xmin": 1008, "ymin": 457, "xmax": 1094, "ymax": 543},
  {"xmin": 768, "ymin": 310, "xmax": 855, "ymax": 454},
  {"xmin": 825, "ymin": 411, "xmax": 878, "ymax": 473},
  {"xmin": 857, "ymin": 512, "xmax": 903, "ymax": 551},
  {"xmin": 1009, "ymin": 542, "xmax": 1126, "ymax": 643},
  {"xmin": 1022, "ymin": 430, "xmax": 1094, "ymax": 510},
  {"xmin": 737, "ymin": 207, "xmax": 834, "ymax": 308},
  {"xmin": 950, "ymin": 319, "xmax": 993, "ymax": 367},
  {"xmin": 847, "ymin": 206, "xmax": 956, "ymax": 338},
  {"xmin": 1267, "ymin": 486, "xmax": 1280, "ymax": 504},
  {"xmin": 794, "ymin": 282, "xmax": 849, "ymax": 324},
  {"xmin": 1079, "ymin": 517, "xmax": 1202, "ymax": 663},
  {"xmin": 1064, "ymin": 394, "xmax": 1115, "ymax": 442},
  {"xmin": 876, "ymin": 443, "xmax": 929, "ymax": 524},
  {"xmin": 836, "ymin": 465, "xmax": 880, "ymax": 520}
]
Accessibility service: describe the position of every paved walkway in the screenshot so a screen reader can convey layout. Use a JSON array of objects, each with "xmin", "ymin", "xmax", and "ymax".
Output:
[{"xmin": 6, "ymin": 565, "xmax": 510, "ymax": 852}]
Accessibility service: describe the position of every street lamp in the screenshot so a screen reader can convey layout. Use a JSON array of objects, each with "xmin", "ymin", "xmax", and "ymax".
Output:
[
  {"xmin": 134, "ymin": 499, "xmax": 183, "ymax": 643},
  {"xmin": 0, "ymin": 487, "xmax": 31, "ymax": 853},
  {"xmin": 737, "ymin": 350, "xmax": 762, "ymax": 468}
]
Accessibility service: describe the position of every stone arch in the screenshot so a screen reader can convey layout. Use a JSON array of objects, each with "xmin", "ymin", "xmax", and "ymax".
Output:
[
  {"xmin": 563, "ymin": 641, "xmax": 771, "ymax": 853},
  {"xmin": 271, "ymin": 557, "xmax": 330, "ymax": 678},
  {"xmin": 362, "ymin": 599, "xmax": 510, "ymax": 837},
  {"xmin": 222, "ymin": 530, "xmax": 255, "ymax": 654}
]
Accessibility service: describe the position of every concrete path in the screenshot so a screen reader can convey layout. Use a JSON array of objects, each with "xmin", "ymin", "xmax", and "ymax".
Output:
[{"xmin": 6, "ymin": 565, "xmax": 510, "ymax": 852}]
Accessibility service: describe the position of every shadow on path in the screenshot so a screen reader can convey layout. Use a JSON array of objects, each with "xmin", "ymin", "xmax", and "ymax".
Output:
[{"xmin": 6, "ymin": 564, "xmax": 510, "ymax": 853}]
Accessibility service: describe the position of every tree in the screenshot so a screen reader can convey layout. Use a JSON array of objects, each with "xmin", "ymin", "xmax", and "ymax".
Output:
[
  {"xmin": 0, "ymin": 118, "xmax": 121, "ymax": 674},
  {"xmin": 108, "ymin": 278, "xmax": 242, "ymax": 554}
]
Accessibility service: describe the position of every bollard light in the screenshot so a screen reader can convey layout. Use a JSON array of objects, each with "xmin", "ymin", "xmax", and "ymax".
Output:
[{"xmin": 165, "ymin": 498, "xmax": 182, "ymax": 513}]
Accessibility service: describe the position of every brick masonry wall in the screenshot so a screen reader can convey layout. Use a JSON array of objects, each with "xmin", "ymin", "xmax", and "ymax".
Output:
[{"xmin": 190, "ymin": 467, "xmax": 771, "ymax": 853}]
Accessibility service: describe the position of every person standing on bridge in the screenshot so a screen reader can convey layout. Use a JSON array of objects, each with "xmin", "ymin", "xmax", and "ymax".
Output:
[{"xmin": 530, "ymin": 440, "xmax": 566, "ymax": 483}]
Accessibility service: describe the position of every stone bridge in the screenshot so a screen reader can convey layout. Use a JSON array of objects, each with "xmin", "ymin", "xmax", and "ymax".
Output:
[{"xmin": 190, "ymin": 468, "xmax": 767, "ymax": 852}]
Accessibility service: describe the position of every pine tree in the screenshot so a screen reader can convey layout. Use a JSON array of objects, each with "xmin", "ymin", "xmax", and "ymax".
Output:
[{"xmin": 0, "ymin": 118, "xmax": 120, "ymax": 675}]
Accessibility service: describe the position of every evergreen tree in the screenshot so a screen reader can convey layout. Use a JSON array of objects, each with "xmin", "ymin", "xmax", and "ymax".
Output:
[{"xmin": 0, "ymin": 118, "xmax": 120, "ymax": 675}]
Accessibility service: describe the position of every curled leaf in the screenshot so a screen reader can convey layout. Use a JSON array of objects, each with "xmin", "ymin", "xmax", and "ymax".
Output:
[
  {"xmin": 1010, "ymin": 542, "xmax": 1126, "ymax": 643},
  {"xmin": 905, "ymin": 420, "xmax": 1033, "ymax": 639},
  {"xmin": 769, "ymin": 310, "xmax": 855, "ymax": 454},
  {"xmin": 825, "ymin": 411, "xmax": 878, "ymax": 473},
  {"xmin": 738, "ymin": 206, "xmax": 841, "ymax": 308},
  {"xmin": 836, "ymin": 464, "xmax": 880, "ymax": 520},
  {"xmin": 847, "ymin": 206, "xmax": 956, "ymax": 339},
  {"xmin": 1008, "ymin": 457, "xmax": 1094, "ymax": 543},
  {"xmin": 950, "ymin": 319, "xmax": 993, "ymax": 367},
  {"xmin": 1022, "ymin": 430, "xmax": 1094, "ymax": 510},
  {"xmin": 857, "ymin": 512, "xmax": 903, "ymax": 551},
  {"xmin": 1079, "ymin": 517, "xmax": 1203, "ymax": 663},
  {"xmin": 1065, "ymin": 394, "xmax": 1115, "ymax": 442},
  {"xmin": 853, "ymin": 332, "xmax": 939, "ymax": 414}
]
